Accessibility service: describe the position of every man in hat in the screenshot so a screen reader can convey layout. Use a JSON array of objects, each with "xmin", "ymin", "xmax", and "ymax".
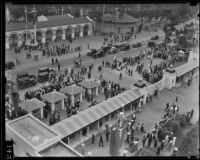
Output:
[
  {"xmin": 125, "ymin": 131, "xmax": 131, "ymax": 144},
  {"xmin": 99, "ymin": 134, "xmax": 104, "ymax": 147}
]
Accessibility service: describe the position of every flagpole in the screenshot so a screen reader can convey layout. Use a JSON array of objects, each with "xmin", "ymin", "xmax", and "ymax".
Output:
[{"xmin": 25, "ymin": 5, "xmax": 28, "ymax": 45}]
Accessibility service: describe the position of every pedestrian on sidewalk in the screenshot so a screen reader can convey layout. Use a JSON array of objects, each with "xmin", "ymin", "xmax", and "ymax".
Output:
[
  {"xmin": 106, "ymin": 130, "xmax": 110, "ymax": 142},
  {"xmin": 135, "ymin": 123, "xmax": 140, "ymax": 134},
  {"xmin": 190, "ymin": 109, "xmax": 194, "ymax": 119},
  {"xmin": 148, "ymin": 137, "xmax": 152, "ymax": 148},
  {"xmin": 81, "ymin": 142, "xmax": 85, "ymax": 155},
  {"xmin": 92, "ymin": 133, "xmax": 95, "ymax": 144},
  {"xmin": 58, "ymin": 63, "xmax": 60, "ymax": 71},
  {"xmin": 55, "ymin": 57, "xmax": 58, "ymax": 65},
  {"xmin": 160, "ymin": 140, "xmax": 165, "ymax": 150},
  {"xmin": 79, "ymin": 52, "xmax": 81, "ymax": 58},
  {"xmin": 142, "ymin": 135, "xmax": 146, "ymax": 147},
  {"xmin": 99, "ymin": 135, "xmax": 104, "ymax": 147},
  {"xmin": 175, "ymin": 95, "xmax": 178, "ymax": 102},
  {"xmin": 168, "ymin": 140, "xmax": 173, "ymax": 151},
  {"xmin": 125, "ymin": 131, "xmax": 131, "ymax": 144},
  {"xmin": 140, "ymin": 123, "xmax": 144, "ymax": 134},
  {"xmin": 156, "ymin": 146, "xmax": 161, "ymax": 156},
  {"xmin": 154, "ymin": 139, "xmax": 158, "ymax": 149},
  {"xmin": 52, "ymin": 58, "xmax": 54, "ymax": 66}
]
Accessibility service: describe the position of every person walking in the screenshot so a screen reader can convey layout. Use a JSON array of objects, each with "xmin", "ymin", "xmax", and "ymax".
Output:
[
  {"xmin": 81, "ymin": 142, "xmax": 85, "ymax": 155},
  {"xmin": 58, "ymin": 63, "xmax": 60, "ymax": 71},
  {"xmin": 125, "ymin": 131, "xmax": 131, "ymax": 144},
  {"xmin": 190, "ymin": 109, "xmax": 194, "ymax": 119},
  {"xmin": 142, "ymin": 135, "xmax": 147, "ymax": 147},
  {"xmin": 79, "ymin": 52, "xmax": 81, "ymax": 58},
  {"xmin": 140, "ymin": 123, "xmax": 144, "ymax": 134},
  {"xmin": 55, "ymin": 57, "xmax": 58, "ymax": 65},
  {"xmin": 168, "ymin": 140, "xmax": 173, "ymax": 151},
  {"xmin": 172, "ymin": 137, "xmax": 177, "ymax": 147},
  {"xmin": 92, "ymin": 133, "xmax": 95, "ymax": 144},
  {"xmin": 160, "ymin": 140, "xmax": 165, "ymax": 150},
  {"xmin": 148, "ymin": 137, "xmax": 152, "ymax": 148},
  {"xmin": 156, "ymin": 146, "xmax": 161, "ymax": 156},
  {"xmin": 154, "ymin": 139, "xmax": 158, "ymax": 148},
  {"xmin": 106, "ymin": 130, "xmax": 110, "ymax": 142},
  {"xmin": 99, "ymin": 135, "xmax": 104, "ymax": 147},
  {"xmin": 52, "ymin": 58, "xmax": 54, "ymax": 66}
]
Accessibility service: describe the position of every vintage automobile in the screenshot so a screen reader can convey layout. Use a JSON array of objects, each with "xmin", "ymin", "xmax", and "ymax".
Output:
[
  {"xmin": 5, "ymin": 61, "xmax": 15, "ymax": 70},
  {"xmin": 119, "ymin": 42, "xmax": 131, "ymax": 51},
  {"xmin": 101, "ymin": 44, "xmax": 112, "ymax": 52},
  {"xmin": 16, "ymin": 72, "xmax": 37, "ymax": 89},
  {"xmin": 151, "ymin": 35, "xmax": 159, "ymax": 40},
  {"xmin": 132, "ymin": 42, "xmax": 142, "ymax": 48},
  {"xmin": 37, "ymin": 67, "xmax": 55, "ymax": 83},
  {"xmin": 93, "ymin": 49, "xmax": 106, "ymax": 58},
  {"xmin": 163, "ymin": 37, "xmax": 172, "ymax": 44},
  {"xmin": 107, "ymin": 47, "xmax": 118, "ymax": 54},
  {"xmin": 148, "ymin": 41, "xmax": 155, "ymax": 48},
  {"xmin": 87, "ymin": 48, "xmax": 98, "ymax": 57}
]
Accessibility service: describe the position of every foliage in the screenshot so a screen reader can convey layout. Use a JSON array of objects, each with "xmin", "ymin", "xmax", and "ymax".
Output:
[
  {"xmin": 175, "ymin": 115, "xmax": 189, "ymax": 128},
  {"xmin": 177, "ymin": 125, "xmax": 199, "ymax": 156},
  {"xmin": 165, "ymin": 120, "xmax": 180, "ymax": 134}
]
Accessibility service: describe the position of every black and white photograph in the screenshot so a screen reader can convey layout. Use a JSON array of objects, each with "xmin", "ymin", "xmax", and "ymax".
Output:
[{"xmin": 4, "ymin": 2, "xmax": 199, "ymax": 157}]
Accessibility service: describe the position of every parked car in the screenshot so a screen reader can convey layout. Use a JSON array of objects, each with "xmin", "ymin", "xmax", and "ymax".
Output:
[
  {"xmin": 107, "ymin": 47, "xmax": 118, "ymax": 54},
  {"xmin": 148, "ymin": 41, "xmax": 155, "ymax": 47},
  {"xmin": 101, "ymin": 44, "xmax": 112, "ymax": 52},
  {"xmin": 93, "ymin": 49, "xmax": 106, "ymax": 58},
  {"xmin": 87, "ymin": 48, "xmax": 97, "ymax": 57},
  {"xmin": 119, "ymin": 42, "xmax": 131, "ymax": 51},
  {"xmin": 151, "ymin": 35, "xmax": 159, "ymax": 40},
  {"xmin": 16, "ymin": 72, "xmax": 37, "ymax": 89},
  {"xmin": 132, "ymin": 42, "xmax": 142, "ymax": 48},
  {"xmin": 5, "ymin": 61, "xmax": 15, "ymax": 70},
  {"xmin": 37, "ymin": 67, "xmax": 55, "ymax": 83}
]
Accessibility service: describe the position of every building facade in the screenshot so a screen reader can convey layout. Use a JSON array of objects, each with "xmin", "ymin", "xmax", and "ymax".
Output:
[{"xmin": 6, "ymin": 15, "xmax": 93, "ymax": 49}]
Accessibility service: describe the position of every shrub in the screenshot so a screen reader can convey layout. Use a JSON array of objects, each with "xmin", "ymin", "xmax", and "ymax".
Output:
[
  {"xmin": 158, "ymin": 127, "xmax": 171, "ymax": 141},
  {"xmin": 177, "ymin": 125, "xmax": 199, "ymax": 156},
  {"xmin": 175, "ymin": 114, "xmax": 189, "ymax": 128},
  {"xmin": 165, "ymin": 120, "xmax": 180, "ymax": 135}
]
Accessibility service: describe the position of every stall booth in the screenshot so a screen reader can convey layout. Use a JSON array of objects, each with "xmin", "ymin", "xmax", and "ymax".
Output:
[
  {"xmin": 18, "ymin": 98, "xmax": 46, "ymax": 119},
  {"xmin": 60, "ymin": 85, "xmax": 83, "ymax": 106},
  {"xmin": 175, "ymin": 59, "xmax": 199, "ymax": 87},
  {"xmin": 42, "ymin": 91, "xmax": 67, "ymax": 114},
  {"xmin": 80, "ymin": 80, "xmax": 100, "ymax": 97}
]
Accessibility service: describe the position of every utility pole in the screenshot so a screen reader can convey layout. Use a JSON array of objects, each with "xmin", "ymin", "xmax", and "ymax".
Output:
[
  {"xmin": 33, "ymin": 5, "xmax": 38, "ymax": 45},
  {"xmin": 62, "ymin": 5, "xmax": 64, "ymax": 15}
]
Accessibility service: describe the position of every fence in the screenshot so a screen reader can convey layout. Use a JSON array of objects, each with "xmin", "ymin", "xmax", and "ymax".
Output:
[{"xmin": 146, "ymin": 79, "xmax": 166, "ymax": 95}]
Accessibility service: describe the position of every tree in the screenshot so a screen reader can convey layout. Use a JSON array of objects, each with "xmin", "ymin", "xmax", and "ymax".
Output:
[
  {"xmin": 73, "ymin": 8, "xmax": 80, "ymax": 17},
  {"xmin": 177, "ymin": 4, "xmax": 191, "ymax": 19}
]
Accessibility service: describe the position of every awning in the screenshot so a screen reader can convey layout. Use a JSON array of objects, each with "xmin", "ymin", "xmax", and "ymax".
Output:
[
  {"xmin": 175, "ymin": 59, "xmax": 199, "ymax": 77},
  {"xmin": 51, "ymin": 89, "xmax": 144, "ymax": 138}
]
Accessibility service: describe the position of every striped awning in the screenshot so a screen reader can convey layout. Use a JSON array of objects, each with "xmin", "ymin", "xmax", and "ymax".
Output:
[
  {"xmin": 51, "ymin": 89, "xmax": 144, "ymax": 138},
  {"xmin": 175, "ymin": 59, "xmax": 199, "ymax": 77}
]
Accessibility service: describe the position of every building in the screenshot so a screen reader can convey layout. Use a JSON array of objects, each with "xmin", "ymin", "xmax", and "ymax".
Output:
[
  {"xmin": 96, "ymin": 12, "xmax": 141, "ymax": 35},
  {"xmin": 6, "ymin": 114, "xmax": 82, "ymax": 157},
  {"xmin": 6, "ymin": 14, "xmax": 93, "ymax": 49}
]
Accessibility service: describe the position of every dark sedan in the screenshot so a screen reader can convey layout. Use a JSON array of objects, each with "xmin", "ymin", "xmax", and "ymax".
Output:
[
  {"xmin": 107, "ymin": 47, "xmax": 118, "ymax": 54},
  {"xmin": 148, "ymin": 41, "xmax": 155, "ymax": 47},
  {"xmin": 87, "ymin": 48, "xmax": 97, "ymax": 57},
  {"xmin": 101, "ymin": 44, "xmax": 112, "ymax": 52},
  {"xmin": 93, "ymin": 49, "xmax": 106, "ymax": 58},
  {"xmin": 119, "ymin": 43, "xmax": 131, "ymax": 51},
  {"xmin": 5, "ymin": 61, "xmax": 15, "ymax": 70},
  {"xmin": 37, "ymin": 67, "xmax": 55, "ymax": 83},
  {"xmin": 132, "ymin": 42, "xmax": 142, "ymax": 48},
  {"xmin": 151, "ymin": 35, "xmax": 159, "ymax": 40},
  {"xmin": 16, "ymin": 72, "xmax": 37, "ymax": 89}
]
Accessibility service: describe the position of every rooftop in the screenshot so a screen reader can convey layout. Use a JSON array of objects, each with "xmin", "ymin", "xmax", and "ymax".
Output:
[
  {"xmin": 18, "ymin": 98, "xmax": 46, "ymax": 112},
  {"xmin": 6, "ymin": 114, "xmax": 59, "ymax": 149},
  {"xmin": 60, "ymin": 85, "xmax": 82, "ymax": 96},
  {"xmin": 39, "ymin": 141, "xmax": 78, "ymax": 157},
  {"xmin": 175, "ymin": 59, "xmax": 199, "ymax": 77},
  {"xmin": 42, "ymin": 91, "xmax": 67, "ymax": 103},
  {"xmin": 6, "ymin": 15, "xmax": 90, "ymax": 32},
  {"xmin": 51, "ymin": 89, "xmax": 143, "ymax": 138},
  {"xmin": 79, "ymin": 80, "xmax": 100, "ymax": 89}
]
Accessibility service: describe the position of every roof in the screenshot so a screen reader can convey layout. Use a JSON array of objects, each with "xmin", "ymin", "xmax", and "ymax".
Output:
[
  {"xmin": 6, "ymin": 16, "xmax": 90, "ymax": 32},
  {"xmin": 103, "ymin": 13, "xmax": 138, "ymax": 23},
  {"xmin": 19, "ymin": 98, "xmax": 46, "ymax": 112},
  {"xmin": 51, "ymin": 89, "xmax": 143, "ymax": 138},
  {"xmin": 42, "ymin": 91, "xmax": 67, "ymax": 103},
  {"xmin": 60, "ymin": 86, "xmax": 82, "ymax": 96},
  {"xmin": 6, "ymin": 114, "xmax": 59, "ymax": 150},
  {"xmin": 39, "ymin": 141, "xmax": 78, "ymax": 157},
  {"xmin": 175, "ymin": 59, "xmax": 199, "ymax": 77},
  {"xmin": 80, "ymin": 80, "xmax": 100, "ymax": 89}
]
